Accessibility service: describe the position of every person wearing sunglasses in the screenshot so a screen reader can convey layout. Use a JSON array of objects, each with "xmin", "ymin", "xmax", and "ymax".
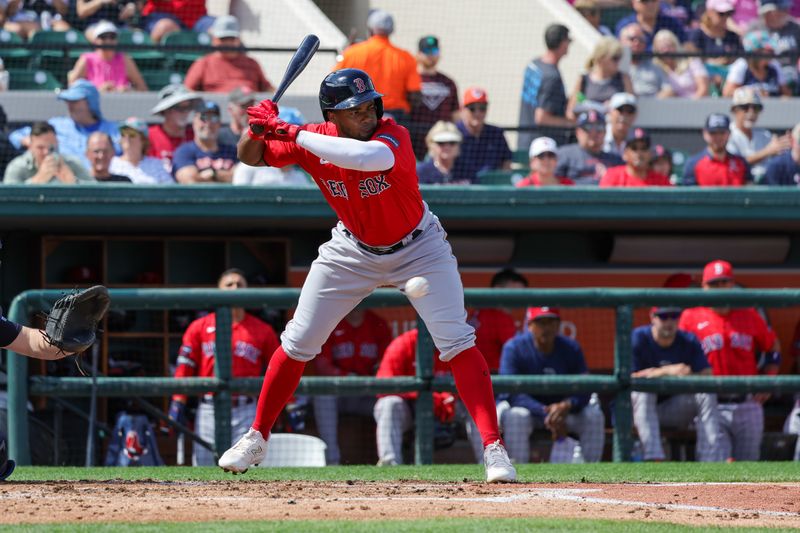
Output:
[
  {"xmin": 600, "ymin": 127, "xmax": 671, "ymax": 187},
  {"xmin": 567, "ymin": 36, "xmax": 633, "ymax": 119},
  {"xmin": 686, "ymin": 0, "xmax": 743, "ymax": 72},
  {"xmin": 68, "ymin": 20, "xmax": 147, "ymax": 92},
  {"xmin": 631, "ymin": 301, "xmax": 722, "ymax": 462},
  {"xmin": 148, "ymin": 84, "xmax": 201, "ymax": 172},
  {"xmin": 173, "ymin": 101, "xmax": 238, "ymax": 184},
  {"xmin": 614, "ymin": 0, "xmax": 687, "ymax": 50},
  {"xmin": 167, "ymin": 268, "xmax": 280, "ymax": 466},
  {"xmin": 604, "ymin": 92, "xmax": 639, "ymax": 157},
  {"xmin": 556, "ymin": 110, "xmax": 623, "ymax": 185},
  {"xmin": 727, "ymin": 87, "xmax": 792, "ymax": 183},
  {"xmin": 653, "ymin": 29, "xmax": 710, "ymax": 99},
  {"xmin": 678, "ymin": 260, "xmax": 781, "ymax": 462},
  {"xmin": 755, "ymin": 0, "xmax": 800, "ymax": 90},
  {"xmin": 517, "ymin": 136, "xmax": 573, "ymax": 187},
  {"xmin": 722, "ymin": 30, "xmax": 791, "ymax": 97},
  {"xmin": 619, "ymin": 22, "xmax": 669, "ymax": 98},
  {"xmin": 683, "ymin": 113, "xmax": 751, "ymax": 186},
  {"xmin": 417, "ymin": 120, "xmax": 467, "ymax": 185}
]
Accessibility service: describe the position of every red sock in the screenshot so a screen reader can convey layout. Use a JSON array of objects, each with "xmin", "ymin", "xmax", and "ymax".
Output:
[
  {"xmin": 251, "ymin": 345, "xmax": 306, "ymax": 437},
  {"xmin": 449, "ymin": 346, "xmax": 501, "ymax": 448}
]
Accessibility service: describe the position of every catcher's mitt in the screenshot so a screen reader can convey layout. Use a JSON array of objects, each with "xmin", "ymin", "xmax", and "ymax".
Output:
[{"xmin": 44, "ymin": 285, "xmax": 110, "ymax": 375}]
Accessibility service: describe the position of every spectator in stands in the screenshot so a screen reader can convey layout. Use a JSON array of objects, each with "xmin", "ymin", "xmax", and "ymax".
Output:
[
  {"xmin": 679, "ymin": 259, "xmax": 780, "ymax": 461},
  {"xmin": 653, "ymin": 29, "xmax": 711, "ymax": 99},
  {"xmin": 313, "ymin": 309, "xmax": 392, "ymax": 465},
  {"xmin": 604, "ymin": 92, "xmax": 638, "ymax": 157},
  {"xmin": 0, "ymin": 104, "xmax": 20, "ymax": 178},
  {"xmin": 219, "ymin": 86, "xmax": 255, "ymax": 147},
  {"xmin": 148, "ymin": 84, "xmax": 200, "ymax": 172},
  {"xmin": 600, "ymin": 128, "xmax": 672, "ymax": 187},
  {"xmin": 335, "ymin": 9, "xmax": 421, "ymax": 127},
  {"xmin": 416, "ymin": 121, "xmax": 466, "ymax": 185},
  {"xmin": 686, "ymin": 0, "xmax": 743, "ymax": 71},
  {"xmin": 9, "ymin": 79, "xmax": 120, "ymax": 169},
  {"xmin": 556, "ymin": 111, "xmax": 623, "ymax": 185},
  {"xmin": 568, "ymin": 36, "xmax": 633, "ymax": 118},
  {"xmin": 409, "ymin": 35, "xmax": 460, "ymax": 161},
  {"xmin": 184, "ymin": 15, "xmax": 274, "ymax": 94},
  {"xmin": 683, "ymin": 113, "xmax": 751, "ymax": 186},
  {"xmin": 2, "ymin": 0, "xmax": 69, "ymax": 39},
  {"xmin": 68, "ymin": 20, "xmax": 148, "ymax": 92},
  {"xmin": 651, "ymin": 144, "xmax": 674, "ymax": 181},
  {"xmin": 232, "ymin": 107, "xmax": 310, "ymax": 186},
  {"xmin": 574, "ymin": 0, "xmax": 613, "ymax": 36},
  {"xmin": 729, "ymin": 0, "xmax": 760, "ymax": 36},
  {"xmin": 631, "ymin": 305, "xmax": 723, "ymax": 462},
  {"xmin": 619, "ymin": 23, "xmax": 670, "ymax": 98},
  {"xmin": 518, "ymin": 24, "xmax": 574, "ymax": 151},
  {"xmin": 498, "ymin": 306, "xmax": 605, "ymax": 464},
  {"xmin": 452, "ymin": 88, "xmax": 512, "ymax": 184},
  {"xmin": 86, "ymin": 131, "xmax": 130, "ymax": 182},
  {"xmin": 167, "ymin": 268, "xmax": 280, "ymax": 466},
  {"xmin": 615, "ymin": 0, "xmax": 687, "ymax": 49},
  {"xmin": 517, "ymin": 137, "xmax": 574, "ymax": 187},
  {"xmin": 764, "ymin": 122, "xmax": 800, "ymax": 185},
  {"xmin": 727, "ymin": 87, "xmax": 792, "ymax": 183},
  {"xmin": 110, "ymin": 117, "xmax": 173, "ymax": 184},
  {"xmin": 75, "ymin": 0, "xmax": 139, "ymax": 36},
  {"xmin": 4, "ymin": 121, "xmax": 93, "ymax": 184},
  {"xmin": 722, "ymin": 30, "xmax": 791, "ymax": 97},
  {"xmin": 140, "ymin": 0, "xmax": 214, "ymax": 43},
  {"xmin": 373, "ymin": 328, "xmax": 453, "ymax": 466},
  {"xmin": 173, "ymin": 101, "xmax": 237, "ymax": 184},
  {"xmin": 754, "ymin": 0, "xmax": 800, "ymax": 90},
  {"xmin": 783, "ymin": 317, "xmax": 800, "ymax": 461}
]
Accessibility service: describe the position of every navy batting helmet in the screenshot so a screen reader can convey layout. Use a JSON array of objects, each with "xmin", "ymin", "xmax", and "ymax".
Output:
[
  {"xmin": 319, "ymin": 68, "xmax": 383, "ymax": 121},
  {"xmin": 0, "ymin": 430, "xmax": 15, "ymax": 481}
]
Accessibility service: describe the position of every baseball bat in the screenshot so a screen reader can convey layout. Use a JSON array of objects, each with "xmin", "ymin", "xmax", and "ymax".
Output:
[{"xmin": 250, "ymin": 34, "xmax": 320, "ymax": 134}]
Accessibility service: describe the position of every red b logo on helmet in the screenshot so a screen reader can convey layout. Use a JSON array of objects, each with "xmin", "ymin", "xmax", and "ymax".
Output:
[{"xmin": 354, "ymin": 78, "xmax": 367, "ymax": 93}]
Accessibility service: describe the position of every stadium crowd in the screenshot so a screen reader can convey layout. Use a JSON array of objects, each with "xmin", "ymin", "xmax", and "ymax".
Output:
[{"xmin": 2, "ymin": 1, "xmax": 800, "ymax": 465}]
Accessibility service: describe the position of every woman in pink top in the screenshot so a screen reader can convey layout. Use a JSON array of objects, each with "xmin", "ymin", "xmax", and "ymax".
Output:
[{"xmin": 68, "ymin": 20, "xmax": 147, "ymax": 92}]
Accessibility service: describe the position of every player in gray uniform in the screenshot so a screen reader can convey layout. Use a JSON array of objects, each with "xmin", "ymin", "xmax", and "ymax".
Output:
[
  {"xmin": 631, "ymin": 306, "xmax": 723, "ymax": 462},
  {"xmin": 497, "ymin": 307, "xmax": 605, "ymax": 463}
]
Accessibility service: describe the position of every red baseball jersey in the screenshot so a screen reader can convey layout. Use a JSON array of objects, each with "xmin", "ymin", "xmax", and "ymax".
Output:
[
  {"xmin": 599, "ymin": 166, "xmax": 672, "ymax": 187},
  {"xmin": 317, "ymin": 310, "xmax": 392, "ymax": 376},
  {"xmin": 679, "ymin": 307, "xmax": 776, "ymax": 376},
  {"xmin": 172, "ymin": 313, "xmax": 279, "ymax": 402},
  {"xmin": 376, "ymin": 329, "xmax": 450, "ymax": 400},
  {"xmin": 468, "ymin": 308, "xmax": 518, "ymax": 372},
  {"xmin": 263, "ymin": 118, "xmax": 423, "ymax": 247}
]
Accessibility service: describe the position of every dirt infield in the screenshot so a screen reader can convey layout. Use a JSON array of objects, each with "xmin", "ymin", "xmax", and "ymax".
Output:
[{"xmin": 2, "ymin": 480, "xmax": 800, "ymax": 527}]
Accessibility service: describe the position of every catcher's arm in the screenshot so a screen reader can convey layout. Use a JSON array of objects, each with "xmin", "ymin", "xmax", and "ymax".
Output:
[{"xmin": 6, "ymin": 325, "xmax": 72, "ymax": 360}]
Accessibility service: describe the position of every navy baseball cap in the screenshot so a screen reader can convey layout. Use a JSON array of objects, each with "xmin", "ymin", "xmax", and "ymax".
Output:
[
  {"xmin": 624, "ymin": 127, "xmax": 651, "ymax": 149},
  {"xmin": 704, "ymin": 113, "xmax": 730, "ymax": 132},
  {"xmin": 199, "ymin": 101, "xmax": 220, "ymax": 115},
  {"xmin": 577, "ymin": 110, "xmax": 605, "ymax": 129}
]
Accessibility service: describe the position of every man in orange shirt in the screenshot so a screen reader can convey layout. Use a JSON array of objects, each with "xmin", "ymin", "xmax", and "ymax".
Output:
[{"xmin": 335, "ymin": 9, "xmax": 421, "ymax": 126}]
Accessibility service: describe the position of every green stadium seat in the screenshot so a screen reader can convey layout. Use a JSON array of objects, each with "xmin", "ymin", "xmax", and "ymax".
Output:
[
  {"xmin": 118, "ymin": 29, "xmax": 166, "ymax": 69},
  {"xmin": 670, "ymin": 149, "xmax": 690, "ymax": 182},
  {"xmin": 30, "ymin": 30, "xmax": 89, "ymax": 81},
  {"xmin": 599, "ymin": 7, "xmax": 633, "ymax": 33},
  {"xmin": 7, "ymin": 68, "xmax": 62, "ymax": 90},
  {"xmin": 141, "ymin": 70, "xmax": 184, "ymax": 91},
  {"xmin": 162, "ymin": 30, "xmax": 211, "ymax": 71},
  {"xmin": 0, "ymin": 29, "xmax": 32, "ymax": 68},
  {"xmin": 475, "ymin": 169, "xmax": 520, "ymax": 186},
  {"xmin": 512, "ymin": 149, "xmax": 530, "ymax": 166}
]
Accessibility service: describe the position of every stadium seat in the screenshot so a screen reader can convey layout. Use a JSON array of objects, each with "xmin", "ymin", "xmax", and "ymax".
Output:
[
  {"xmin": 118, "ymin": 29, "xmax": 165, "ymax": 69},
  {"xmin": 141, "ymin": 70, "xmax": 184, "ymax": 91},
  {"xmin": 30, "ymin": 30, "xmax": 89, "ymax": 81},
  {"xmin": 512, "ymin": 149, "xmax": 530, "ymax": 167},
  {"xmin": 476, "ymin": 169, "xmax": 521, "ymax": 186},
  {"xmin": 7, "ymin": 68, "xmax": 62, "ymax": 90},
  {"xmin": 162, "ymin": 30, "xmax": 211, "ymax": 71},
  {"xmin": 0, "ymin": 29, "xmax": 32, "ymax": 68},
  {"xmin": 257, "ymin": 433, "xmax": 327, "ymax": 467},
  {"xmin": 671, "ymin": 149, "xmax": 689, "ymax": 181}
]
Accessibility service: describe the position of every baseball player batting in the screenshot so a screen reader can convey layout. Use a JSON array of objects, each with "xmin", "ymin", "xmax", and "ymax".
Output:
[{"xmin": 218, "ymin": 68, "xmax": 516, "ymax": 482}]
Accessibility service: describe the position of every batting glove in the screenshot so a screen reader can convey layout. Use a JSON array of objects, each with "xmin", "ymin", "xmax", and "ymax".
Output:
[
  {"xmin": 263, "ymin": 115, "xmax": 301, "ymax": 143},
  {"xmin": 246, "ymin": 103, "xmax": 276, "ymax": 141},
  {"xmin": 258, "ymin": 99, "xmax": 279, "ymax": 116},
  {"xmin": 432, "ymin": 392, "xmax": 456, "ymax": 423}
]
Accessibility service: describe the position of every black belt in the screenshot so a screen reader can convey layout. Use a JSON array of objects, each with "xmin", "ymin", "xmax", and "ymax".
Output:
[
  {"xmin": 718, "ymin": 394, "xmax": 749, "ymax": 404},
  {"xmin": 344, "ymin": 228, "xmax": 423, "ymax": 255}
]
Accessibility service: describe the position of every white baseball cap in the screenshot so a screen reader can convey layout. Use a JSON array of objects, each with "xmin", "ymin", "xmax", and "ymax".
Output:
[
  {"xmin": 608, "ymin": 92, "xmax": 637, "ymax": 111},
  {"xmin": 529, "ymin": 136, "xmax": 558, "ymax": 158}
]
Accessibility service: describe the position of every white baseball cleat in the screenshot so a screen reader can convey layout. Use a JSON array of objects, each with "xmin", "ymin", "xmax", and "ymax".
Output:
[
  {"xmin": 218, "ymin": 428, "xmax": 267, "ymax": 474},
  {"xmin": 483, "ymin": 440, "xmax": 516, "ymax": 483}
]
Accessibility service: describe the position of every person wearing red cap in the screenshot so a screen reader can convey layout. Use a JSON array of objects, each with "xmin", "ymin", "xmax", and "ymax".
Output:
[
  {"xmin": 497, "ymin": 307, "xmax": 605, "ymax": 463},
  {"xmin": 678, "ymin": 259, "xmax": 781, "ymax": 461},
  {"xmin": 451, "ymin": 87, "xmax": 513, "ymax": 184},
  {"xmin": 631, "ymin": 305, "xmax": 722, "ymax": 462},
  {"xmin": 600, "ymin": 128, "xmax": 672, "ymax": 187}
]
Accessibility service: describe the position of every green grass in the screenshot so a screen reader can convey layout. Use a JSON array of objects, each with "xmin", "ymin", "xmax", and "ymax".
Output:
[
  {"xmin": 8, "ymin": 462, "xmax": 800, "ymax": 483},
  {"xmin": 0, "ymin": 519, "xmax": 792, "ymax": 533}
]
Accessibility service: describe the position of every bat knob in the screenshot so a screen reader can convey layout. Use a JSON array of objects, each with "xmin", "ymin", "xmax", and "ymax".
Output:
[{"xmin": 250, "ymin": 125, "xmax": 265, "ymax": 134}]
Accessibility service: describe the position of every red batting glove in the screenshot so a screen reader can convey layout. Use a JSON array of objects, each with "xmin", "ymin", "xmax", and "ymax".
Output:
[
  {"xmin": 258, "ymin": 99, "xmax": 279, "ymax": 116},
  {"xmin": 433, "ymin": 392, "xmax": 456, "ymax": 423},
  {"xmin": 264, "ymin": 115, "xmax": 301, "ymax": 143},
  {"xmin": 246, "ymin": 104, "xmax": 275, "ymax": 140}
]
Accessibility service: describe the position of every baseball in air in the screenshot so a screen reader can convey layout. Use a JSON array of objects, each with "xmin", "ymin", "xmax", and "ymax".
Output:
[{"xmin": 404, "ymin": 277, "xmax": 430, "ymax": 298}]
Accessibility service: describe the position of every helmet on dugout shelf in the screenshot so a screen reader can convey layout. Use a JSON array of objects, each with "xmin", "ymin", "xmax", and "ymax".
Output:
[
  {"xmin": 0, "ymin": 430, "xmax": 16, "ymax": 481},
  {"xmin": 319, "ymin": 68, "xmax": 383, "ymax": 120}
]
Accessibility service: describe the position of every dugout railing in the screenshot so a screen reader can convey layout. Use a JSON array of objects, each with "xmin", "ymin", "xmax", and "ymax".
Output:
[{"xmin": 7, "ymin": 287, "xmax": 800, "ymax": 466}]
